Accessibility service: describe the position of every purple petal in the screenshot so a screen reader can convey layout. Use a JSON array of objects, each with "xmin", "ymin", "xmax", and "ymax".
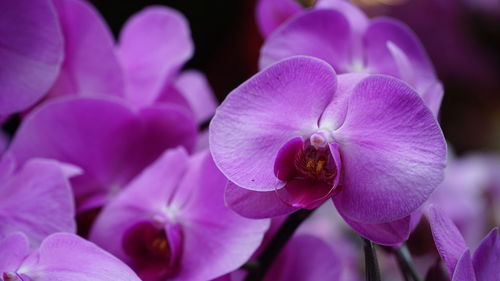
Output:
[
  {"xmin": 210, "ymin": 56, "xmax": 337, "ymax": 191},
  {"xmin": 255, "ymin": 0, "xmax": 302, "ymax": 38},
  {"xmin": 338, "ymin": 207, "xmax": 412, "ymax": 246},
  {"xmin": 264, "ymin": 234, "xmax": 343, "ymax": 281},
  {"xmin": 0, "ymin": 0, "xmax": 63, "ymax": 114},
  {"xmin": 260, "ymin": 9, "xmax": 352, "ymax": 71},
  {"xmin": 426, "ymin": 205, "xmax": 468, "ymax": 276},
  {"xmin": 363, "ymin": 17, "xmax": 442, "ymax": 115},
  {"xmin": 0, "ymin": 153, "xmax": 16, "ymax": 183},
  {"xmin": 195, "ymin": 129, "xmax": 210, "ymax": 152},
  {"xmin": 18, "ymin": 233, "xmax": 141, "ymax": 281},
  {"xmin": 319, "ymin": 73, "xmax": 369, "ymax": 130},
  {"xmin": 430, "ymin": 155, "xmax": 490, "ymax": 246},
  {"xmin": 316, "ymin": 0, "xmax": 369, "ymax": 37},
  {"xmin": 118, "ymin": 6, "xmax": 193, "ymax": 108},
  {"xmin": 89, "ymin": 148, "xmax": 191, "ymax": 263},
  {"xmin": 174, "ymin": 70, "xmax": 218, "ymax": 124},
  {"xmin": 0, "ymin": 233, "xmax": 29, "ymax": 273},
  {"xmin": 472, "ymin": 228, "xmax": 500, "ymax": 281},
  {"xmin": 332, "ymin": 75, "xmax": 446, "ymax": 223},
  {"xmin": 49, "ymin": 0, "xmax": 124, "ymax": 98},
  {"xmin": 154, "ymin": 83, "xmax": 191, "ymax": 115},
  {"xmin": 276, "ymin": 179, "xmax": 336, "ymax": 210},
  {"xmin": 9, "ymin": 97, "xmax": 196, "ymax": 211},
  {"xmin": 452, "ymin": 250, "xmax": 477, "ymax": 281},
  {"xmin": 0, "ymin": 158, "xmax": 75, "ymax": 246},
  {"xmin": 274, "ymin": 136, "xmax": 304, "ymax": 181},
  {"xmin": 225, "ymin": 181, "xmax": 298, "ymax": 219},
  {"xmin": 171, "ymin": 151, "xmax": 270, "ymax": 281}
]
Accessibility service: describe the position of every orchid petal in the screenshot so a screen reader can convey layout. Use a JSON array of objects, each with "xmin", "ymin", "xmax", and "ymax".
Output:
[
  {"xmin": 118, "ymin": 6, "xmax": 193, "ymax": 108},
  {"xmin": 426, "ymin": 205, "xmax": 468, "ymax": 276},
  {"xmin": 452, "ymin": 250, "xmax": 477, "ymax": 281},
  {"xmin": 174, "ymin": 70, "xmax": 218, "ymax": 124},
  {"xmin": 0, "ymin": 0, "xmax": 63, "ymax": 114},
  {"xmin": 363, "ymin": 17, "xmax": 442, "ymax": 115},
  {"xmin": 472, "ymin": 228, "xmax": 500, "ymax": 281},
  {"xmin": 338, "ymin": 208, "xmax": 412, "ymax": 246},
  {"xmin": 0, "ymin": 233, "xmax": 29, "ymax": 273},
  {"xmin": 172, "ymin": 152, "xmax": 270, "ymax": 281},
  {"xmin": 260, "ymin": 9, "xmax": 352, "ymax": 71},
  {"xmin": 333, "ymin": 75, "xmax": 445, "ymax": 223},
  {"xmin": 255, "ymin": 0, "xmax": 302, "ymax": 38},
  {"xmin": 0, "ymin": 158, "xmax": 75, "ymax": 246},
  {"xmin": 225, "ymin": 181, "xmax": 298, "ymax": 219},
  {"xmin": 50, "ymin": 0, "xmax": 124, "ymax": 98},
  {"xmin": 18, "ymin": 233, "xmax": 141, "ymax": 281}
]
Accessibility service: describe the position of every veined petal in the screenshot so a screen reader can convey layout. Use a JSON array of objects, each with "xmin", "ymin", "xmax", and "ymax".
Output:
[
  {"xmin": 174, "ymin": 70, "xmax": 218, "ymax": 124},
  {"xmin": 0, "ymin": 158, "xmax": 75, "ymax": 247},
  {"xmin": 426, "ymin": 205, "xmax": 468, "ymax": 276},
  {"xmin": 337, "ymin": 207, "xmax": 412, "ymax": 246},
  {"xmin": 118, "ymin": 6, "xmax": 193, "ymax": 108},
  {"xmin": 225, "ymin": 181, "xmax": 298, "ymax": 219},
  {"xmin": 0, "ymin": 0, "xmax": 63, "ymax": 114},
  {"xmin": 363, "ymin": 17, "xmax": 442, "ymax": 115},
  {"xmin": 472, "ymin": 228, "xmax": 500, "ymax": 281},
  {"xmin": 171, "ymin": 151, "xmax": 270, "ymax": 281},
  {"xmin": 319, "ymin": 73, "xmax": 368, "ymax": 131},
  {"xmin": 210, "ymin": 56, "xmax": 337, "ymax": 191},
  {"xmin": 333, "ymin": 75, "xmax": 445, "ymax": 223},
  {"xmin": 50, "ymin": 0, "xmax": 124, "ymax": 98},
  {"xmin": 260, "ymin": 9, "xmax": 352, "ymax": 71},
  {"xmin": 255, "ymin": 0, "xmax": 302, "ymax": 38},
  {"xmin": 18, "ymin": 233, "xmax": 141, "ymax": 281},
  {"xmin": 0, "ymin": 233, "xmax": 29, "ymax": 273},
  {"xmin": 452, "ymin": 250, "xmax": 477, "ymax": 281},
  {"xmin": 316, "ymin": 0, "xmax": 369, "ymax": 37}
]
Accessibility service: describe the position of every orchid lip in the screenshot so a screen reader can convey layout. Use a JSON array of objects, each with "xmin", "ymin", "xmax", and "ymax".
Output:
[
  {"xmin": 273, "ymin": 134, "xmax": 342, "ymax": 209},
  {"xmin": 121, "ymin": 218, "xmax": 184, "ymax": 280},
  {"xmin": 122, "ymin": 220, "xmax": 172, "ymax": 262}
]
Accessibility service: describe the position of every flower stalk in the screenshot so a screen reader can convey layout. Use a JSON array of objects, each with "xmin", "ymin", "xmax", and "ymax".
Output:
[{"xmin": 363, "ymin": 238, "xmax": 381, "ymax": 281}]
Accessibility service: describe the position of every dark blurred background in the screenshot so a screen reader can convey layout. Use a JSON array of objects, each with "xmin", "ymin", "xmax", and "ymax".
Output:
[{"xmin": 89, "ymin": 0, "xmax": 500, "ymax": 155}]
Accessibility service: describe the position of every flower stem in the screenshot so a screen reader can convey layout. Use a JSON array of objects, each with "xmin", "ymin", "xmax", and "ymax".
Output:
[
  {"xmin": 243, "ymin": 208, "xmax": 315, "ymax": 281},
  {"xmin": 395, "ymin": 244, "xmax": 423, "ymax": 281},
  {"xmin": 362, "ymin": 238, "xmax": 381, "ymax": 281}
]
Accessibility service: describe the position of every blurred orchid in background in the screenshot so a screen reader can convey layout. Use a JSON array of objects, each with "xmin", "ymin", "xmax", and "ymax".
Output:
[{"xmin": 90, "ymin": 148, "xmax": 269, "ymax": 281}]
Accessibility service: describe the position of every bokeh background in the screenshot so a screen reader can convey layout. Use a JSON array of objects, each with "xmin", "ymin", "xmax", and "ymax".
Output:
[{"xmin": 89, "ymin": 0, "xmax": 500, "ymax": 154}]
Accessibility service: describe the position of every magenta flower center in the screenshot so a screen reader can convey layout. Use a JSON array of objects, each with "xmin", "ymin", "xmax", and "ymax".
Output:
[
  {"xmin": 295, "ymin": 139, "xmax": 337, "ymax": 185},
  {"xmin": 275, "ymin": 131, "xmax": 338, "ymax": 185},
  {"xmin": 274, "ymin": 132, "xmax": 341, "ymax": 208},
  {"xmin": 122, "ymin": 221, "xmax": 171, "ymax": 263}
]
